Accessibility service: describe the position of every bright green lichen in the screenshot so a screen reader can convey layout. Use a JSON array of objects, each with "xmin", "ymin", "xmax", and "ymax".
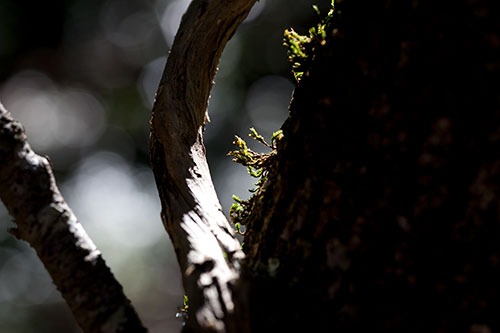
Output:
[
  {"xmin": 283, "ymin": 0, "xmax": 336, "ymax": 82},
  {"xmin": 228, "ymin": 2, "xmax": 336, "ymax": 233},
  {"xmin": 271, "ymin": 129, "xmax": 284, "ymax": 147},
  {"xmin": 227, "ymin": 128, "xmax": 283, "ymax": 230},
  {"xmin": 310, "ymin": 2, "xmax": 335, "ymax": 39},
  {"xmin": 283, "ymin": 29, "xmax": 311, "ymax": 81},
  {"xmin": 229, "ymin": 194, "xmax": 251, "ymax": 228},
  {"xmin": 176, "ymin": 295, "xmax": 189, "ymax": 322}
]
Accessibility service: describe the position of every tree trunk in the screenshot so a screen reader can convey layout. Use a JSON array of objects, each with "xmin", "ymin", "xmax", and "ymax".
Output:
[
  {"xmin": 1, "ymin": 0, "xmax": 498, "ymax": 331},
  {"xmin": 243, "ymin": 0, "xmax": 500, "ymax": 331}
]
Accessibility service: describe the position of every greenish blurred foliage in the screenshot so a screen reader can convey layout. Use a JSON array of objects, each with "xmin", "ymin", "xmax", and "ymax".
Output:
[{"xmin": 0, "ymin": 0, "xmax": 331, "ymax": 331}]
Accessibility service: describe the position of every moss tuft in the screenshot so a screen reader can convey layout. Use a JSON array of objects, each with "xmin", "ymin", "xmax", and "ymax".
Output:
[
  {"xmin": 283, "ymin": 1, "xmax": 336, "ymax": 82},
  {"xmin": 227, "ymin": 128, "xmax": 284, "ymax": 230}
]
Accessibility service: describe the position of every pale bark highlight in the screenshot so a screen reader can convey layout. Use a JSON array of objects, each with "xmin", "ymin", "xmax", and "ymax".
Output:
[{"xmin": 149, "ymin": 0, "xmax": 256, "ymax": 331}]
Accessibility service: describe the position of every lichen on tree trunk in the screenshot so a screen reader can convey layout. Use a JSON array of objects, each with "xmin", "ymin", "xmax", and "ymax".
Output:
[{"xmin": 242, "ymin": 0, "xmax": 500, "ymax": 331}]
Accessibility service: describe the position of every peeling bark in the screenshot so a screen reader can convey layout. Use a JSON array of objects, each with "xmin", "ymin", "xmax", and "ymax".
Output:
[
  {"xmin": 0, "ymin": 102, "xmax": 146, "ymax": 332},
  {"xmin": 149, "ymin": 0, "xmax": 256, "ymax": 332}
]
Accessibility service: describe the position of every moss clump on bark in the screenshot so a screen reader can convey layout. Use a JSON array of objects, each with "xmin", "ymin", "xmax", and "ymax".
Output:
[
  {"xmin": 227, "ymin": 128, "xmax": 283, "ymax": 232},
  {"xmin": 283, "ymin": 0, "xmax": 336, "ymax": 82}
]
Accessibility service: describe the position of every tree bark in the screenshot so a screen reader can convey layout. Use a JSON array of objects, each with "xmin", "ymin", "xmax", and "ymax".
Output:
[
  {"xmin": 2, "ymin": 0, "xmax": 498, "ymax": 331},
  {"xmin": 243, "ymin": 0, "xmax": 500, "ymax": 331},
  {"xmin": 149, "ymin": 0, "xmax": 256, "ymax": 332},
  {"xmin": 0, "ymin": 103, "xmax": 146, "ymax": 332}
]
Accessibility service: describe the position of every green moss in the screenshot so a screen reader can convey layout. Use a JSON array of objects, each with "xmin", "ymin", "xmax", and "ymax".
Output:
[
  {"xmin": 228, "ymin": 1, "xmax": 336, "ymax": 235},
  {"xmin": 176, "ymin": 295, "xmax": 189, "ymax": 322},
  {"xmin": 283, "ymin": 1, "xmax": 336, "ymax": 82},
  {"xmin": 283, "ymin": 29, "xmax": 311, "ymax": 81},
  {"xmin": 227, "ymin": 128, "xmax": 283, "ymax": 230}
]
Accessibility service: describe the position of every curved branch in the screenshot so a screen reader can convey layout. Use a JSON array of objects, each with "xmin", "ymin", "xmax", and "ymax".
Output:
[
  {"xmin": 149, "ymin": 0, "xmax": 256, "ymax": 331},
  {"xmin": 0, "ymin": 103, "xmax": 146, "ymax": 332}
]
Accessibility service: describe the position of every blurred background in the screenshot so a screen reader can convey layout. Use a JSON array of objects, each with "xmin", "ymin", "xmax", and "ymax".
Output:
[{"xmin": 0, "ymin": 0, "xmax": 331, "ymax": 331}]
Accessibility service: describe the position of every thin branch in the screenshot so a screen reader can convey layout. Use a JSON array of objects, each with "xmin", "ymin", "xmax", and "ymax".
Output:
[
  {"xmin": 149, "ymin": 0, "xmax": 256, "ymax": 331},
  {"xmin": 0, "ymin": 102, "xmax": 147, "ymax": 332}
]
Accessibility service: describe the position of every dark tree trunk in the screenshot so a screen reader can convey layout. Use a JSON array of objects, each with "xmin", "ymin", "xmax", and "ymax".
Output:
[
  {"xmin": 243, "ymin": 0, "xmax": 499, "ymax": 331},
  {"xmin": 2, "ymin": 0, "xmax": 498, "ymax": 331}
]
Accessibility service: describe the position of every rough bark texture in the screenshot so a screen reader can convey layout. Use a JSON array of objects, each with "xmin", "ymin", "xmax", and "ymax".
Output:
[
  {"xmin": 149, "ymin": 0, "xmax": 256, "ymax": 332},
  {"xmin": 0, "ymin": 103, "xmax": 146, "ymax": 332},
  {"xmin": 244, "ymin": 0, "xmax": 499, "ymax": 332}
]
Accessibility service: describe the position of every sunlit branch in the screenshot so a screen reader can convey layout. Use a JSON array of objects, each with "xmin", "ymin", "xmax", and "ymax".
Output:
[
  {"xmin": 0, "ymin": 102, "xmax": 147, "ymax": 333},
  {"xmin": 149, "ymin": 0, "xmax": 257, "ymax": 331}
]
